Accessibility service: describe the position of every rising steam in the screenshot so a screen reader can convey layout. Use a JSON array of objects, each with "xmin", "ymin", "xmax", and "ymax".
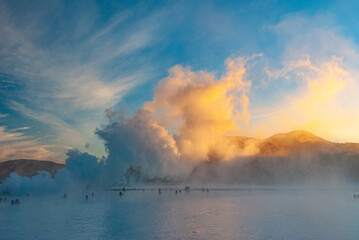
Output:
[
  {"xmin": 2, "ymin": 54, "xmax": 359, "ymax": 194},
  {"xmin": 96, "ymin": 56, "xmax": 255, "ymax": 178},
  {"xmin": 144, "ymin": 57, "xmax": 251, "ymax": 162}
]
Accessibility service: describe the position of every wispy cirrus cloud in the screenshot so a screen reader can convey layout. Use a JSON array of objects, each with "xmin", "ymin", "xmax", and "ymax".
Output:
[
  {"xmin": 0, "ymin": 126, "xmax": 27, "ymax": 142},
  {"xmin": 0, "ymin": 0, "xmax": 165, "ymax": 159},
  {"xmin": 0, "ymin": 1, "xmax": 155, "ymax": 109},
  {"xmin": 0, "ymin": 125, "xmax": 57, "ymax": 161},
  {"xmin": 0, "ymin": 140, "xmax": 57, "ymax": 162}
]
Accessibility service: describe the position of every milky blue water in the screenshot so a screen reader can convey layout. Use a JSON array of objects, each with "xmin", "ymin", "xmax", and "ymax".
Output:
[{"xmin": 1, "ymin": 187, "xmax": 359, "ymax": 240}]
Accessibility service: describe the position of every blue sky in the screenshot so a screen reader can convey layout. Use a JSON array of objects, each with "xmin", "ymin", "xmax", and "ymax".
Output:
[{"xmin": 1, "ymin": 0, "xmax": 359, "ymax": 162}]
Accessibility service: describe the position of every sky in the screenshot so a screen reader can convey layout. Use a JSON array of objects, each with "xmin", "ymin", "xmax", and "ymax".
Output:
[{"xmin": 1, "ymin": 0, "xmax": 359, "ymax": 162}]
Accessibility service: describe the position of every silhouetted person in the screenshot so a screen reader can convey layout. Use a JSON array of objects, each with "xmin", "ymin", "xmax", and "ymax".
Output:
[
  {"xmin": 179, "ymin": 190, "xmax": 181, "ymax": 193},
  {"xmin": 85, "ymin": 195, "xmax": 89, "ymax": 200},
  {"xmin": 63, "ymin": 193, "xmax": 68, "ymax": 199},
  {"xmin": 158, "ymin": 188, "xmax": 161, "ymax": 194},
  {"xmin": 11, "ymin": 200, "xmax": 14, "ymax": 205},
  {"xmin": 15, "ymin": 199, "xmax": 20, "ymax": 205},
  {"xmin": 119, "ymin": 191, "xmax": 123, "ymax": 196},
  {"xmin": 122, "ymin": 187, "xmax": 126, "ymax": 192},
  {"xmin": 175, "ymin": 190, "xmax": 178, "ymax": 194},
  {"xmin": 91, "ymin": 192, "xmax": 94, "ymax": 197}
]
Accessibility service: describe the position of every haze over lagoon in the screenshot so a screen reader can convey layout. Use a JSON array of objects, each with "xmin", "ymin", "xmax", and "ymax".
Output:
[{"xmin": 2, "ymin": 0, "xmax": 359, "ymax": 239}]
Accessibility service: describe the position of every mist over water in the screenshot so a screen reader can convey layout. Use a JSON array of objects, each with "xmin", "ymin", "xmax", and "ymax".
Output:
[
  {"xmin": 0, "ymin": 60, "xmax": 355, "ymax": 196},
  {"xmin": 2, "ymin": 57, "xmax": 359, "ymax": 195},
  {"xmin": 2, "ymin": 0, "xmax": 359, "ymax": 238},
  {"xmin": 1, "ymin": 55, "xmax": 359, "ymax": 240}
]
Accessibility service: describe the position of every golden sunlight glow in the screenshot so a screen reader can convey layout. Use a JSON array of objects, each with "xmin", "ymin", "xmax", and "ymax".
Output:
[
  {"xmin": 144, "ymin": 57, "xmax": 251, "ymax": 162},
  {"xmin": 247, "ymin": 56, "xmax": 359, "ymax": 143},
  {"xmin": 140, "ymin": 54, "xmax": 359, "ymax": 164}
]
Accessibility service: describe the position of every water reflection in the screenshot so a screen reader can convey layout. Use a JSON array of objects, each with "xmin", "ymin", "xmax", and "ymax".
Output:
[{"xmin": 1, "ymin": 189, "xmax": 359, "ymax": 239}]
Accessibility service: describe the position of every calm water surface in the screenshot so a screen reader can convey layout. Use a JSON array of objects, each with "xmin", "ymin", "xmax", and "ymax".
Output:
[{"xmin": 1, "ymin": 187, "xmax": 359, "ymax": 240}]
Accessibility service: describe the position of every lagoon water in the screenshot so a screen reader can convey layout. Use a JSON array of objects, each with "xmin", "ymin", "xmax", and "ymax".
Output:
[{"xmin": 1, "ymin": 187, "xmax": 359, "ymax": 240}]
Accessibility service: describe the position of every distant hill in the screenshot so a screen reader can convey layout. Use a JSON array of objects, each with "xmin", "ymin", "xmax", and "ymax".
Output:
[
  {"xmin": 0, "ymin": 159, "xmax": 64, "ymax": 182},
  {"xmin": 231, "ymin": 130, "xmax": 359, "ymax": 156},
  {"xmin": 2, "ymin": 130, "xmax": 359, "ymax": 185},
  {"xmin": 190, "ymin": 130, "xmax": 359, "ymax": 183}
]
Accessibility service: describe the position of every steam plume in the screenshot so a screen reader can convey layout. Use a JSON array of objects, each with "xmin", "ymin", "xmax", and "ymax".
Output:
[
  {"xmin": 95, "ymin": 57, "xmax": 254, "ymax": 179},
  {"xmin": 144, "ymin": 57, "xmax": 251, "ymax": 162}
]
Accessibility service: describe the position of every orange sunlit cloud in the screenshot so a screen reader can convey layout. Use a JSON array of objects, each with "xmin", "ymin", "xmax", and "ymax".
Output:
[{"xmin": 144, "ymin": 57, "xmax": 253, "ymax": 162}]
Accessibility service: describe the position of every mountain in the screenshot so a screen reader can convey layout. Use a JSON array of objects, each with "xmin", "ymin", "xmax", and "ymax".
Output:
[
  {"xmin": 2, "ymin": 130, "xmax": 359, "ymax": 185},
  {"xmin": 190, "ymin": 130, "xmax": 359, "ymax": 183},
  {"xmin": 232, "ymin": 130, "xmax": 359, "ymax": 156},
  {"xmin": 0, "ymin": 159, "xmax": 64, "ymax": 183}
]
